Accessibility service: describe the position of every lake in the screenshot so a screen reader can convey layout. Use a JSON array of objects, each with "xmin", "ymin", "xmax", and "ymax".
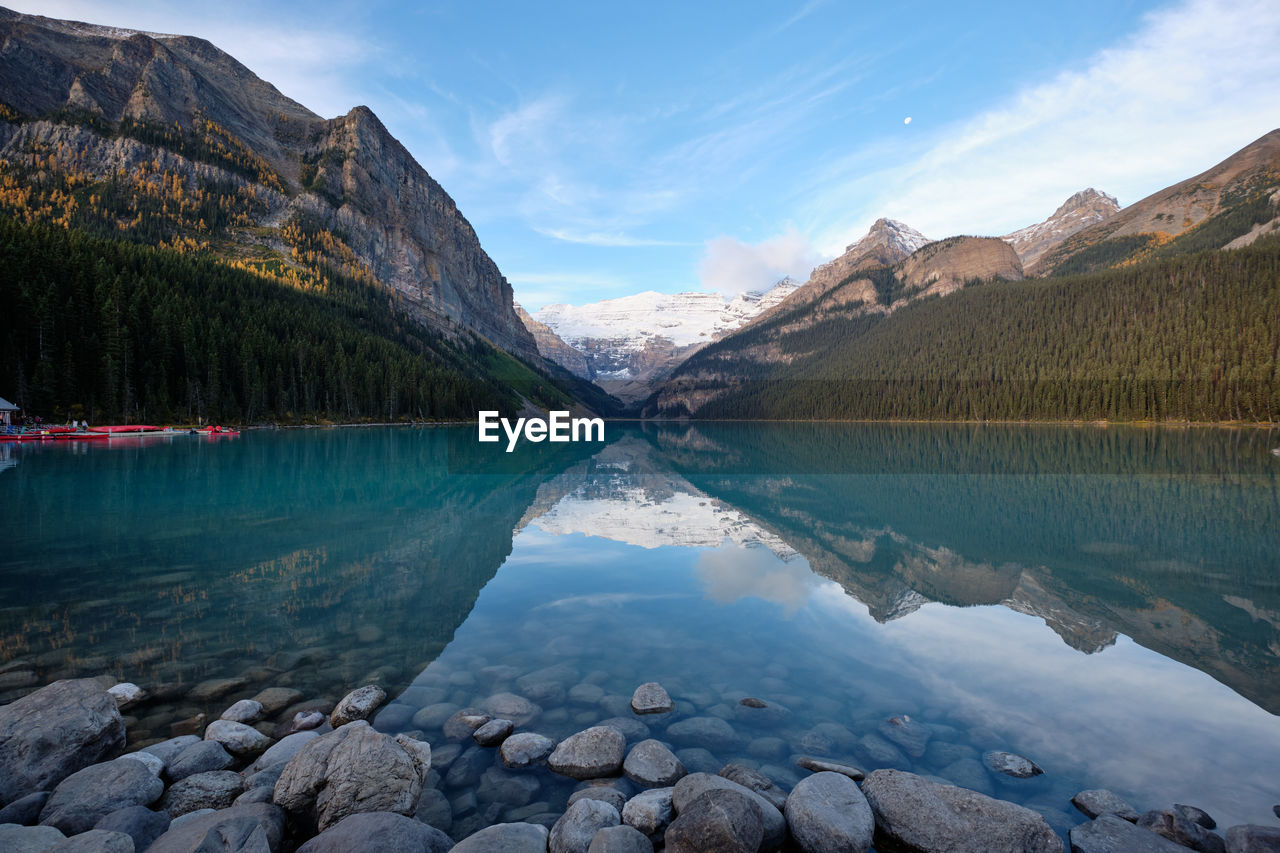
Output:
[{"xmin": 1, "ymin": 423, "xmax": 1277, "ymax": 840}]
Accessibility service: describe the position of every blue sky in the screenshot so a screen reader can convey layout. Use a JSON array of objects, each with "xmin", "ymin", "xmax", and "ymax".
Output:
[{"xmin": 13, "ymin": 0, "xmax": 1280, "ymax": 310}]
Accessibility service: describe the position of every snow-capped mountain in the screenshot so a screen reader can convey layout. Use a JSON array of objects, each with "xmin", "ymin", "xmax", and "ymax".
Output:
[
  {"xmin": 1002, "ymin": 189, "xmax": 1120, "ymax": 268},
  {"xmin": 525, "ymin": 278, "xmax": 801, "ymax": 400}
]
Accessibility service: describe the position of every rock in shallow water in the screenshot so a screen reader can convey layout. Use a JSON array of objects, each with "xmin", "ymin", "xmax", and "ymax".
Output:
[
  {"xmin": 296, "ymin": 810, "xmax": 453, "ymax": 853},
  {"xmin": 221, "ymin": 699, "xmax": 266, "ymax": 724},
  {"xmin": 38, "ymin": 758, "xmax": 164, "ymax": 835},
  {"xmin": 107, "ymin": 682, "xmax": 145, "ymax": 710},
  {"xmin": 483, "ymin": 693, "xmax": 542, "ymax": 727},
  {"xmin": 861, "ymin": 768, "xmax": 1063, "ymax": 853},
  {"xmin": 785, "ymin": 771, "xmax": 873, "ymax": 853},
  {"xmin": 1070, "ymin": 813, "xmax": 1189, "ymax": 852},
  {"xmin": 1175, "ymin": 803, "xmax": 1217, "ymax": 830},
  {"xmin": 272, "ymin": 720, "xmax": 430, "ymax": 832},
  {"xmin": 624, "ymin": 739, "xmax": 686, "ymax": 787},
  {"xmin": 1225, "ymin": 824, "xmax": 1280, "ymax": 852},
  {"xmin": 982, "ymin": 750, "xmax": 1044, "ymax": 779},
  {"xmin": 501, "ymin": 732, "xmax": 556, "ymax": 769},
  {"xmin": 551, "ymin": 798, "xmax": 621, "ymax": 853},
  {"xmin": 589, "ymin": 823, "xmax": 654, "ymax": 853},
  {"xmin": 203, "ymin": 720, "xmax": 272, "ymax": 759},
  {"xmin": 474, "ymin": 718, "xmax": 515, "ymax": 747},
  {"xmin": 719, "ymin": 764, "xmax": 788, "ymax": 812},
  {"xmin": 549, "ymin": 726, "xmax": 626, "ymax": 780},
  {"xmin": 666, "ymin": 717, "xmax": 742, "ymax": 752},
  {"xmin": 622, "ymin": 786, "xmax": 674, "ymax": 836},
  {"xmin": 0, "ymin": 678, "xmax": 126, "ymax": 806},
  {"xmin": 631, "ymin": 683, "xmax": 673, "ymax": 715},
  {"xmin": 1072, "ymin": 789, "xmax": 1141, "ymax": 822},
  {"xmin": 672, "ymin": 772, "xmax": 785, "ymax": 851},
  {"xmin": 665, "ymin": 788, "xmax": 763, "ymax": 853},
  {"xmin": 330, "ymin": 685, "xmax": 387, "ymax": 728},
  {"xmin": 1138, "ymin": 808, "xmax": 1226, "ymax": 853}
]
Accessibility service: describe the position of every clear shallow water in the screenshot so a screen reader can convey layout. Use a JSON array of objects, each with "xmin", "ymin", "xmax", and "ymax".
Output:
[{"xmin": 1, "ymin": 424, "xmax": 1278, "ymax": 839}]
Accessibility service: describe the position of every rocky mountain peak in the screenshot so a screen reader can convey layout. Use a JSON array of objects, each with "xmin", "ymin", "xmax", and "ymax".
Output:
[
  {"xmin": 1003, "ymin": 188, "xmax": 1121, "ymax": 268},
  {"xmin": 850, "ymin": 218, "xmax": 933, "ymax": 258}
]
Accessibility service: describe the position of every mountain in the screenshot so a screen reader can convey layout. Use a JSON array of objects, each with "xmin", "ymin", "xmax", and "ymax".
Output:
[
  {"xmin": 0, "ymin": 6, "xmax": 621, "ymax": 420},
  {"xmin": 1001, "ymin": 188, "xmax": 1120, "ymax": 268},
  {"xmin": 1033, "ymin": 129, "xmax": 1280, "ymax": 275},
  {"xmin": 528, "ymin": 278, "xmax": 801, "ymax": 402},
  {"xmin": 515, "ymin": 303, "xmax": 591, "ymax": 378}
]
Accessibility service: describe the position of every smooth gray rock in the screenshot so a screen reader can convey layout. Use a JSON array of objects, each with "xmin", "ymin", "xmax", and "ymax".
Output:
[
  {"xmin": 0, "ymin": 824, "xmax": 66, "ymax": 853},
  {"xmin": 878, "ymin": 716, "xmax": 931, "ymax": 758},
  {"xmin": 291, "ymin": 711, "xmax": 326, "ymax": 732},
  {"xmin": 665, "ymin": 717, "xmax": 742, "ymax": 752},
  {"xmin": 160, "ymin": 770, "xmax": 245, "ymax": 817},
  {"xmin": 631, "ymin": 683, "xmax": 673, "ymax": 715},
  {"xmin": 47, "ymin": 829, "xmax": 133, "ymax": 852},
  {"xmin": 1072, "ymin": 789, "xmax": 1140, "ymax": 822},
  {"xmin": 599, "ymin": 718, "xmax": 651, "ymax": 744},
  {"xmin": 220, "ymin": 700, "xmax": 265, "ymax": 725},
  {"xmin": 718, "ymin": 765, "xmax": 787, "ymax": 812},
  {"xmin": 234, "ymin": 787, "xmax": 275, "ymax": 806},
  {"xmin": 107, "ymin": 683, "xmax": 145, "ymax": 710},
  {"xmin": 1226, "ymin": 824, "xmax": 1280, "ymax": 853},
  {"xmin": 982, "ymin": 750, "xmax": 1044, "ymax": 778},
  {"xmin": 1177, "ymin": 804, "xmax": 1217, "ymax": 830},
  {"xmin": 251, "ymin": 687, "xmax": 303, "ymax": 715},
  {"xmin": 549, "ymin": 727, "xmax": 626, "ymax": 780},
  {"xmin": 443, "ymin": 709, "xmax": 491, "ymax": 742},
  {"xmin": 802, "ymin": 723, "xmax": 858, "ymax": 755},
  {"xmin": 473, "ymin": 718, "xmax": 514, "ymax": 747},
  {"xmin": 483, "ymin": 694, "xmax": 542, "ymax": 727},
  {"xmin": 445, "ymin": 746, "xmax": 491, "ymax": 788},
  {"xmin": 501, "ymin": 733, "xmax": 557, "ymax": 769},
  {"xmin": 95, "ymin": 805, "xmax": 171, "ymax": 852},
  {"xmin": 169, "ymin": 809, "xmax": 216, "ymax": 829},
  {"xmin": 250, "ymin": 731, "xmax": 319, "ymax": 773},
  {"xmin": 451, "ymin": 821, "xmax": 548, "ymax": 852},
  {"xmin": 622, "ymin": 786, "xmax": 673, "ymax": 837},
  {"xmin": 329, "ymin": 686, "xmax": 387, "ymax": 728},
  {"xmin": 1138, "ymin": 808, "xmax": 1227, "ymax": 853},
  {"xmin": 39, "ymin": 758, "xmax": 164, "ymax": 835},
  {"xmin": 414, "ymin": 787, "xmax": 452, "ymax": 832},
  {"xmin": 118, "ymin": 750, "xmax": 165, "ymax": 777},
  {"xmin": 272, "ymin": 720, "xmax": 430, "ymax": 832},
  {"xmin": 675, "ymin": 748, "xmax": 722, "ymax": 775},
  {"xmin": 167, "ymin": 740, "xmax": 234, "ymax": 782},
  {"xmin": 551, "ymin": 798, "xmax": 621, "ymax": 853},
  {"xmin": 204, "ymin": 720, "xmax": 272, "ymax": 759},
  {"xmin": 296, "ymin": 810, "xmax": 453, "ymax": 852},
  {"xmin": 784, "ymin": 771, "xmax": 872, "ymax": 853},
  {"xmin": 145, "ymin": 802, "xmax": 285, "ymax": 853},
  {"xmin": 589, "ymin": 824, "xmax": 653, "ymax": 853},
  {"xmin": 1070, "ymin": 813, "xmax": 1189, "ymax": 852},
  {"xmin": 571, "ymin": 787, "xmax": 628, "ymax": 813},
  {"xmin": 623, "ymin": 740, "xmax": 685, "ymax": 788},
  {"xmin": 671, "ymin": 773, "xmax": 784, "ymax": 851},
  {"xmin": 861, "ymin": 768, "xmax": 1063, "ymax": 853},
  {"xmin": 141, "ymin": 736, "xmax": 201, "ymax": 770},
  {"xmin": 0, "ymin": 679, "xmax": 126, "ymax": 806},
  {"xmin": 0, "ymin": 790, "xmax": 50, "ymax": 825},
  {"xmin": 857, "ymin": 732, "xmax": 907, "ymax": 767},
  {"xmin": 665, "ymin": 788, "xmax": 763, "ymax": 853}
]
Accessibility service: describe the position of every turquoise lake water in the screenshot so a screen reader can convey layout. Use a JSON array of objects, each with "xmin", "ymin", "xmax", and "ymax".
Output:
[{"xmin": 1, "ymin": 423, "xmax": 1278, "ymax": 838}]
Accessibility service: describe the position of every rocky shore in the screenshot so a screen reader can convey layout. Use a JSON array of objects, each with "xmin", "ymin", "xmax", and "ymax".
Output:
[{"xmin": 1, "ymin": 676, "xmax": 1277, "ymax": 853}]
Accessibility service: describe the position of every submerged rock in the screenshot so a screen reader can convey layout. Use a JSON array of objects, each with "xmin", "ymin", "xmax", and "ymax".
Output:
[
  {"xmin": 879, "ymin": 716, "xmax": 931, "ymax": 758},
  {"xmin": 221, "ymin": 700, "xmax": 266, "ymax": 724},
  {"xmin": 861, "ymin": 769, "xmax": 1063, "ymax": 853},
  {"xmin": 0, "ymin": 679, "xmax": 125, "ymax": 806},
  {"xmin": 982, "ymin": 750, "xmax": 1044, "ymax": 778},
  {"xmin": 1072, "ymin": 789, "xmax": 1141, "ymax": 822},
  {"xmin": 785, "ymin": 771, "xmax": 873, "ymax": 853},
  {"xmin": 1138, "ymin": 808, "xmax": 1226, "ymax": 853},
  {"xmin": 474, "ymin": 718, "xmax": 515, "ymax": 747},
  {"xmin": 549, "ymin": 726, "xmax": 626, "ymax": 780},
  {"xmin": 631, "ymin": 683, "xmax": 673, "ymax": 715},
  {"xmin": 1070, "ymin": 813, "xmax": 1188, "ymax": 852},
  {"xmin": 1225, "ymin": 824, "xmax": 1280, "ymax": 852},
  {"xmin": 272, "ymin": 721, "xmax": 430, "ymax": 832},
  {"xmin": 666, "ymin": 717, "xmax": 742, "ymax": 752},
  {"xmin": 571, "ymin": 786, "xmax": 628, "ymax": 813},
  {"xmin": 501, "ymin": 732, "xmax": 556, "ymax": 769},
  {"xmin": 483, "ymin": 693, "xmax": 542, "ymax": 727},
  {"xmin": 296, "ymin": 810, "xmax": 453, "ymax": 853}
]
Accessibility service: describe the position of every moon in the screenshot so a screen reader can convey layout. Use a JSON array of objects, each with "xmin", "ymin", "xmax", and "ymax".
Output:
[{"xmin": 904, "ymin": 116, "xmax": 912, "ymax": 125}]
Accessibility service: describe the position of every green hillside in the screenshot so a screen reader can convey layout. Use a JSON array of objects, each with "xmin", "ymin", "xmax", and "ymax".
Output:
[
  {"xmin": 650, "ymin": 238, "xmax": 1280, "ymax": 423},
  {"xmin": 0, "ymin": 215, "xmax": 611, "ymax": 424}
]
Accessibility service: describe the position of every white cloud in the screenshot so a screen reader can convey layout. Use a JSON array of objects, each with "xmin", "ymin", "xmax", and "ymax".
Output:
[
  {"xmin": 699, "ymin": 229, "xmax": 821, "ymax": 296},
  {"xmin": 803, "ymin": 0, "xmax": 1280, "ymax": 254},
  {"xmin": 531, "ymin": 227, "xmax": 691, "ymax": 248}
]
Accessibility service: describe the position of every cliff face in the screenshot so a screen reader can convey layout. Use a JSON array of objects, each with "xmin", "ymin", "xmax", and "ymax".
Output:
[
  {"xmin": 516, "ymin": 303, "xmax": 591, "ymax": 378},
  {"xmin": 897, "ymin": 236, "xmax": 1024, "ymax": 297},
  {"xmin": 1002, "ymin": 188, "xmax": 1120, "ymax": 269},
  {"xmin": 0, "ymin": 7, "xmax": 538, "ymax": 360}
]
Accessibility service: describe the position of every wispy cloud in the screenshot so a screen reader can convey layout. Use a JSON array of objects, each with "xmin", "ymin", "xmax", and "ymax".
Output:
[
  {"xmin": 507, "ymin": 271, "xmax": 639, "ymax": 311},
  {"xmin": 532, "ymin": 227, "xmax": 692, "ymax": 248},
  {"xmin": 801, "ymin": 0, "xmax": 1280, "ymax": 255}
]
